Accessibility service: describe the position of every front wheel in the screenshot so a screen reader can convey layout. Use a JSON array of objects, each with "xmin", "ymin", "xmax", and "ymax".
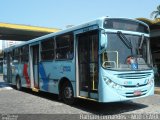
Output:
[
  {"xmin": 16, "ymin": 77, "xmax": 22, "ymax": 90},
  {"xmin": 62, "ymin": 82, "xmax": 75, "ymax": 105}
]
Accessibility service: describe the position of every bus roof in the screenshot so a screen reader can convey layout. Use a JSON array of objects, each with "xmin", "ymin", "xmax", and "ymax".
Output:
[{"xmin": 4, "ymin": 17, "xmax": 149, "ymax": 52}]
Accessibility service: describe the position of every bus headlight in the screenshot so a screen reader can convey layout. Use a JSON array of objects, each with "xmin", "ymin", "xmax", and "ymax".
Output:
[
  {"xmin": 103, "ymin": 76, "xmax": 124, "ymax": 89},
  {"xmin": 103, "ymin": 77, "xmax": 112, "ymax": 85}
]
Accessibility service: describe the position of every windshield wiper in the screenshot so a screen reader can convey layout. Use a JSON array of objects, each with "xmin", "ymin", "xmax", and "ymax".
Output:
[
  {"xmin": 139, "ymin": 34, "xmax": 144, "ymax": 49},
  {"xmin": 117, "ymin": 31, "xmax": 132, "ymax": 49}
]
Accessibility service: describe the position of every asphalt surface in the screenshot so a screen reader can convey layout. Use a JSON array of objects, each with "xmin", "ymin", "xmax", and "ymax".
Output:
[{"xmin": 0, "ymin": 75, "xmax": 160, "ymax": 119}]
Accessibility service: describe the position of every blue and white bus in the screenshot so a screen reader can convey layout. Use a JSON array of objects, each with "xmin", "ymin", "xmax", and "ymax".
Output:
[{"xmin": 3, "ymin": 17, "xmax": 154, "ymax": 104}]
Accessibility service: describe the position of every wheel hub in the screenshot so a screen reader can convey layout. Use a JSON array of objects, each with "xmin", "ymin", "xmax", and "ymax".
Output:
[{"xmin": 64, "ymin": 87, "xmax": 72, "ymax": 98}]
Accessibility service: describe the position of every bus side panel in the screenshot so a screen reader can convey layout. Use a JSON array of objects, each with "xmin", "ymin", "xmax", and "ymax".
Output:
[
  {"xmin": 11, "ymin": 63, "xmax": 22, "ymax": 86},
  {"xmin": 12, "ymin": 63, "xmax": 31, "ymax": 88},
  {"xmin": 21, "ymin": 63, "xmax": 31, "ymax": 88},
  {"xmin": 39, "ymin": 61, "xmax": 76, "ymax": 95},
  {"xmin": 19, "ymin": 64, "xmax": 26, "ymax": 87},
  {"xmin": 55, "ymin": 61, "xmax": 76, "ymax": 96},
  {"xmin": 39, "ymin": 62, "xmax": 58, "ymax": 93}
]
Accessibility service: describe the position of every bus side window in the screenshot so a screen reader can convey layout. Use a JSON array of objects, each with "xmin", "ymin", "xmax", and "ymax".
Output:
[
  {"xmin": 12, "ymin": 48, "xmax": 21, "ymax": 63},
  {"xmin": 21, "ymin": 45, "xmax": 29, "ymax": 63},
  {"xmin": 56, "ymin": 33, "xmax": 74, "ymax": 60},
  {"xmin": 41, "ymin": 38, "xmax": 55, "ymax": 61}
]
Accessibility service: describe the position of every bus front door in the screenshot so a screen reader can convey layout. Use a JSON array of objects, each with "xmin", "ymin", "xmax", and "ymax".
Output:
[{"xmin": 77, "ymin": 30, "xmax": 98, "ymax": 100}]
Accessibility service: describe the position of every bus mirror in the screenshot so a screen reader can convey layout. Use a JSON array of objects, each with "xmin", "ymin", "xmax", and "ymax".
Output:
[{"xmin": 101, "ymin": 32, "xmax": 107, "ymax": 48}]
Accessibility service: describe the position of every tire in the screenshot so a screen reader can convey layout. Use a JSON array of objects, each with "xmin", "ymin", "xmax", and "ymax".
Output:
[
  {"xmin": 61, "ymin": 82, "xmax": 75, "ymax": 105},
  {"xmin": 16, "ymin": 77, "xmax": 22, "ymax": 90}
]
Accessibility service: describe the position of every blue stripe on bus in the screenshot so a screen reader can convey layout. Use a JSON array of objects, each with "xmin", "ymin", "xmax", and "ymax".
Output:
[{"xmin": 39, "ymin": 63, "xmax": 48, "ymax": 91}]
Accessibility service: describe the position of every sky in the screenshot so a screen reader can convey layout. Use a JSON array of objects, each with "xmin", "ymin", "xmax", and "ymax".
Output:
[{"xmin": 0, "ymin": 0, "xmax": 159, "ymax": 29}]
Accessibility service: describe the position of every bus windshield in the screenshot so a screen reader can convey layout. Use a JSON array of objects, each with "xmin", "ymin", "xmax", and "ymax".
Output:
[{"xmin": 101, "ymin": 33, "xmax": 151, "ymax": 70}]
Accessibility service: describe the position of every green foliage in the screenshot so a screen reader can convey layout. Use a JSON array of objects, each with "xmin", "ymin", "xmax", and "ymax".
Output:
[{"xmin": 150, "ymin": 5, "xmax": 160, "ymax": 19}]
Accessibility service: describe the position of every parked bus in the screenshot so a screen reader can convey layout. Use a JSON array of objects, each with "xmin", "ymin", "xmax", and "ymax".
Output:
[{"xmin": 3, "ymin": 17, "xmax": 154, "ymax": 104}]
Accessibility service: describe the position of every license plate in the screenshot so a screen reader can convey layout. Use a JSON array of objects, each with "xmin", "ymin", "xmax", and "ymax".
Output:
[{"xmin": 134, "ymin": 90, "xmax": 142, "ymax": 96}]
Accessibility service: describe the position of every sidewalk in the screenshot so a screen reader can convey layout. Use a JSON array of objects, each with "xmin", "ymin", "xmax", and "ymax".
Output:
[
  {"xmin": 155, "ymin": 87, "xmax": 160, "ymax": 94},
  {"xmin": 155, "ymin": 80, "xmax": 160, "ymax": 95}
]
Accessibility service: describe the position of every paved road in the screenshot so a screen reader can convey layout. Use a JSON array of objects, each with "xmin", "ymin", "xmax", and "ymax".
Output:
[{"xmin": 0, "ymin": 75, "xmax": 160, "ymax": 116}]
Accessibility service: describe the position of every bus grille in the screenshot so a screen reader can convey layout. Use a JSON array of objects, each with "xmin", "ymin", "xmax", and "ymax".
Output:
[
  {"xmin": 125, "ymin": 90, "xmax": 147, "ymax": 98},
  {"xmin": 123, "ymin": 84, "xmax": 147, "ymax": 88},
  {"xmin": 116, "ymin": 72, "xmax": 152, "ymax": 79},
  {"xmin": 118, "ymin": 89, "xmax": 148, "ymax": 98}
]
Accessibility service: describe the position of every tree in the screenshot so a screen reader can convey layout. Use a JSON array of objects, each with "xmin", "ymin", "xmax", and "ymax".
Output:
[{"xmin": 150, "ymin": 5, "xmax": 160, "ymax": 19}]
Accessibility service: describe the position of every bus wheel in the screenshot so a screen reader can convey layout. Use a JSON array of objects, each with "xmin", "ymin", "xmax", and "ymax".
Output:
[
  {"xmin": 16, "ymin": 77, "xmax": 22, "ymax": 90},
  {"xmin": 62, "ymin": 82, "xmax": 75, "ymax": 105}
]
